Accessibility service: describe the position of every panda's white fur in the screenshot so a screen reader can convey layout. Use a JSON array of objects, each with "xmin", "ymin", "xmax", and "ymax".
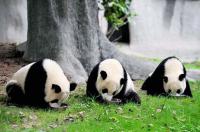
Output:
[
  {"xmin": 163, "ymin": 58, "xmax": 186, "ymax": 96},
  {"xmin": 8, "ymin": 63, "xmax": 34, "ymax": 93},
  {"xmin": 96, "ymin": 59, "xmax": 125, "ymax": 101},
  {"xmin": 6, "ymin": 59, "xmax": 75, "ymax": 108},
  {"xmin": 87, "ymin": 59, "xmax": 140, "ymax": 104},
  {"xmin": 42, "ymin": 59, "xmax": 70, "ymax": 102}
]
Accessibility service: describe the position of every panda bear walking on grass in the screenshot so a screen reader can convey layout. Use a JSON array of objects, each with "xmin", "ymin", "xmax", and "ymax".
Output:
[
  {"xmin": 141, "ymin": 56, "xmax": 192, "ymax": 97},
  {"xmin": 86, "ymin": 59, "xmax": 141, "ymax": 104},
  {"xmin": 5, "ymin": 59, "xmax": 77, "ymax": 109}
]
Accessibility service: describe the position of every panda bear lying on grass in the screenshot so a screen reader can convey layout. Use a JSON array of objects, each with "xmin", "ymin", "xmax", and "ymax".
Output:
[
  {"xmin": 141, "ymin": 56, "xmax": 192, "ymax": 97},
  {"xmin": 5, "ymin": 59, "xmax": 77, "ymax": 109},
  {"xmin": 86, "ymin": 59, "xmax": 141, "ymax": 104}
]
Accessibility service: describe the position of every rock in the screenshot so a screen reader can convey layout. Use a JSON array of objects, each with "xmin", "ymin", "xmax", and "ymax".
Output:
[{"xmin": 188, "ymin": 70, "xmax": 200, "ymax": 81}]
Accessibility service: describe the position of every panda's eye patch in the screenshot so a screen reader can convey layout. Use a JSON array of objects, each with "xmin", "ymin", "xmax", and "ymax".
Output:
[
  {"xmin": 100, "ymin": 71, "xmax": 107, "ymax": 80},
  {"xmin": 52, "ymin": 84, "xmax": 61, "ymax": 93},
  {"xmin": 179, "ymin": 74, "xmax": 185, "ymax": 81},
  {"xmin": 50, "ymin": 99, "xmax": 59, "ymax": 103},
  {"xmin": 163, "ymin": 76, "xmax": 168, "ymax": 83},
  {"xmin": 102, "ymin": 88, "xmax": 108, "ymax": 93}
]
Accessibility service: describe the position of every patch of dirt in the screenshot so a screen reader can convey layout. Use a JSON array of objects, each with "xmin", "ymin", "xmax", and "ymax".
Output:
[{"xmin": 0, "ymin": 57, "xmax": 27, "ymax": 86}]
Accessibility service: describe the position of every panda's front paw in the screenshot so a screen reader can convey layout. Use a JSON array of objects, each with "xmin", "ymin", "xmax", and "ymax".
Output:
[
  {"xmin": 60, "ymin": 103, "xmax": 68, "ymax": 108},
  {"xmin": 109, "ymin": 98, "xmax": 122, "ymax": 104},
  {"xmin": 49, "ymin": 102, "xmax": 68, "ymax": 109}
]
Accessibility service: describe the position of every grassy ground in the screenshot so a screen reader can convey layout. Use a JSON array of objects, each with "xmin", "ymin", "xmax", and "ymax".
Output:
[{"xmin": 0, "ymin": 81, "xmax": 200, "ymax": 132}]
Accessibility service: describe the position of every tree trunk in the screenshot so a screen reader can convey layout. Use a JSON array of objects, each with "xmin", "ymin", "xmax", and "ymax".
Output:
[{"xmin": 24, "ymin": 0, "xmax": 155, "ymax": 83}]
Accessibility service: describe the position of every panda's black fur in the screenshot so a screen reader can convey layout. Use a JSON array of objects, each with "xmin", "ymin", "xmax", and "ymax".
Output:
[
  {"xmin": 86, "ymin": 59, "xmax": 141, "ymax": 104},
  {"xmin": 6, "ymin": 60, "xmax": 48, "ymax": 107},
  {"xmin": 141, "ymin": 56, "xmax": 192, "ymax": 97},
  {"xmin": 6, "ymin": 59, "xmax": 77, "ymax": 108},
  {"xmin": 6, "ymin": 82, "xmax": 26, "ymax": 106}
]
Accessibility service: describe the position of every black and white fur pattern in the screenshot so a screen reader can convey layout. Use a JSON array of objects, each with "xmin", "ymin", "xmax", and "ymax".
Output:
[
  {"xmin": 86, "ymin": 59, "xmax": 141, "ymax": 104},
  {"xmin": 141, "ymin": 56, "xmax": 192, "ymax": 97},
  {"xmin": 5, "ymin": 59, "xmax": 77, "ymax": 108}
]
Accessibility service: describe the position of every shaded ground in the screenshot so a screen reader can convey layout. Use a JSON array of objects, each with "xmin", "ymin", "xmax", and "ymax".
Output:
[
  {"xmin": 118, "ymin": 40, "xmax": 200, "ymax": 63},
  {"xmin": 131, "ymin": 40, "xmax": 200, "ymax": 62}
]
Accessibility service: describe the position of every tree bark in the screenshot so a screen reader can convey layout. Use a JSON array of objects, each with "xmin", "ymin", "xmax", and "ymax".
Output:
[{"xmin": 24, "ymin": 0, "xmax": 155, "ymax": 83}]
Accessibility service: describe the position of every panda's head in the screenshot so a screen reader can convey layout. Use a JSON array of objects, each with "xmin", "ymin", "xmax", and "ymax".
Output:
[
  {"xmin": 163, "ymin": 58, "xmax": 186, "ymax": 96},
  {"xmin": 96, "ymin": 59, "xmax": 125, "ymax": 102},
  {"xmin": 42, "ymin": 59, "xmax": 77, "ymax": 108},
  {"xmin": 45, "ymin": 83, "xmax": 77, "ymax": 107}
]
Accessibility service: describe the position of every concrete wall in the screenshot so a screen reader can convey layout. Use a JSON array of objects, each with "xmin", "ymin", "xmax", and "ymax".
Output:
[{"xmin": 0, "ymin": 0, "xmax": 27, "ymax": 43}]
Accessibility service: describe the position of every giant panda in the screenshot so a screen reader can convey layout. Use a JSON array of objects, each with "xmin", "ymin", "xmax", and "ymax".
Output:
[
  {"xmin": 141, "ymin": 56, "xmax": 192, "ymax": 97},
  {"xmin": 86, "ymin": 59, "xmax": 141, "ymax": 104},
  {"xmin": 5, "ymin": 59, "xmax": 77, "ymax": 108}
]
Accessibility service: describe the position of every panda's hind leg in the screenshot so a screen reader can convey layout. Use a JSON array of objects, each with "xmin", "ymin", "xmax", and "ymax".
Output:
[{"xmin": 6, "ymin": 81, "xmax": 26, "ymax": 106}]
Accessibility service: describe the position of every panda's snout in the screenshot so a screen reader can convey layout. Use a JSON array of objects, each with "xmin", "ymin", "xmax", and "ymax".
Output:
[
  {"xmin": 102, "ymin": 93, "xmax": 113, "ymax": 102},
  {"xmin": 167, "ymin": 89, "xmax": 171, "ymax": 93},
  {"xmin": 166, "ymin": 82, "xmax": 183, "ymax": 95},
  {"xmin": 167, "ymin": 88, "xmax": 182, "ymax": 94}
]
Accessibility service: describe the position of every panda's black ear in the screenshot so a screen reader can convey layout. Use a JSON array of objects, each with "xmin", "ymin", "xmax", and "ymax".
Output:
[
  {"xmin": 179, "ymin": 74, "xmax": 185, "ymax": 81},
  {"xmin": 52, "ymin": 84, "xmax": 61, "ymax": 93},
  {"xmin": 100, "ymin": 70, "xmax": 107, "ymax": 80},
  {"xmin": 120, "ymin": 78, "xmax": 125, "ymax": 86},
  {"xmin": 70, "ymin": 83, "xmax": 77, "ymax": 91}
]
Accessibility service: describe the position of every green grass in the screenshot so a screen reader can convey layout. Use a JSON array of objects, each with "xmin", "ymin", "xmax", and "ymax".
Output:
[{"xmin": 0, "ymin": 81, "xmax": 200, "ymax": 132}]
